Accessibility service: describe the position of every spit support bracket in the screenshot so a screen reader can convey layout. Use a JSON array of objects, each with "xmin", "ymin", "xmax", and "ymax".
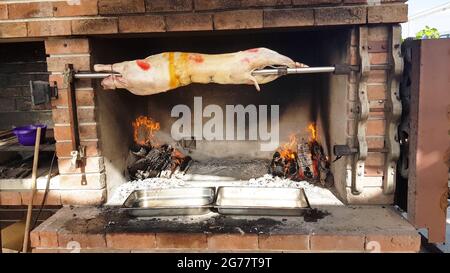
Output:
[
  {"xmin": 63, "ymin": 64, "xmax": 86, "ymax": 181},
  {"xmin": 383, "ymin": 26, "xmax": 403, "ymax": 195},
  {"xmin": 333, "ymin": 145, "xmax": 358, "ymax": 162},
  {"xmin": 352, "ymin": 26, "xmax": 370, "ymax": 195}
]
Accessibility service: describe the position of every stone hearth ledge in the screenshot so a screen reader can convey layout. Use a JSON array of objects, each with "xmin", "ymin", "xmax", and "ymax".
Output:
[{"xmin": 30, "ymin": 205, "xmax": 420, "ymax": 252}]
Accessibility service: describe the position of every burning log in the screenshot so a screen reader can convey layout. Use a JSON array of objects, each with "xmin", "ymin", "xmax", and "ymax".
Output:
[
  {"xmin": 309, "ymin": 139, "xmax": 334, "ymax": 188},
  {"xmin": 127, "ymin": 144, "xmax": 191, "ymax": 180},
  {"xmin": 269, "ymin": 124, "xmax": 334, "ymax": 188},
  {"xmin": 127, "ymin": 144, "xmax": 192, "ymax": 180},
  {"xmin": 126, "ymin": 116, "xmax": 191, "ymax": 180},
  {"xmin": 297, "ymin": 140, "xmax": 314, "ymax": 180},
  {"xmin": 170, "ymin": 149, "xmax": 192, "ymax": 176},
  {"xmin": 268, "ymin": 151, "xmax": 285, "ymax": 177}
]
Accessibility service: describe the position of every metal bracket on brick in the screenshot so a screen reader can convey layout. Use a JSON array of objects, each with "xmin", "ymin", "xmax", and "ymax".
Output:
[
  {"xmin": 383, "ymin": 26, "xmax": 403, "ymax": 195},
  {"xmin": 63, "ymin": 64, "xmax": 85, "ymax": 182},
  {"xmin": 352, "ymin": 26, "xmax": 370, "ymax": 195}
]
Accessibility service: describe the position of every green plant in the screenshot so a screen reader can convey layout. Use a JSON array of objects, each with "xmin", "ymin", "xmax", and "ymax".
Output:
[{"xmin": 415, "ymin": 26, "xmax": 440, "ymax": 39}]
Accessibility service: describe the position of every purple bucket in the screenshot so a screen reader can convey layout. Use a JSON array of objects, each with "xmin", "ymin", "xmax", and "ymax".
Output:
[{"xmin": 13, "ymin": 124, "xmax": 47, "ymax": 146}]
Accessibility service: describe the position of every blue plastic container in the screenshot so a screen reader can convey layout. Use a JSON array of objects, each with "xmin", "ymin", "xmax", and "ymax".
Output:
[{"xmin": 13, "ymin": 124, "xmax": 47, "ymax": 146}]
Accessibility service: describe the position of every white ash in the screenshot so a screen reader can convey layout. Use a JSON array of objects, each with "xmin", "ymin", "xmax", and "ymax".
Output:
[
  {"xmin": 245, "ymin": 174, "xmax": 342, "ymax": 205},
  {"xmin": 246, "ymin": 174, "xmax": 315, "ymax": 189}
]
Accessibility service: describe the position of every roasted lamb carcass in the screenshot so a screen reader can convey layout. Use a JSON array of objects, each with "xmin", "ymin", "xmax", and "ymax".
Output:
[{"xmin": 94, "ymin": 48, "xmax": 306, "ymax": 96}]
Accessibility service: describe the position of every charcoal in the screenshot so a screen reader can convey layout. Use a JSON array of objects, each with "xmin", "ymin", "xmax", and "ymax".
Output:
[
  {"xmin": 132, "ymin": 147, "xmax": 148, "ymax": 158},
  {"xmin": 285, "ymin": 153, "xmax": 300, "ymax": 180},
  {"xmin": 269, "ymin": 151, "xmax": 285, "ymax": 177}
]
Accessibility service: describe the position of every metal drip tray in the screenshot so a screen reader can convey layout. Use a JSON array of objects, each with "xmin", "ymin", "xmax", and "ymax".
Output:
[
  {"xmin": 215, "ymin": 187, "xmax": 310, "ymax": 216},
  {"xmin": 122, "ymin": 187, "xmax": 215, "ymax": 217}
]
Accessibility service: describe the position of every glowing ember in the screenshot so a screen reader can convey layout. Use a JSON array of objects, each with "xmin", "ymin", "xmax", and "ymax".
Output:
[
  {"xmin": 132, "ymin": 115, "xmax": 160, "ymax": 145},
  {"xmin": 172, "ymin": 148, "xmax": 184, "ymax": 158}
]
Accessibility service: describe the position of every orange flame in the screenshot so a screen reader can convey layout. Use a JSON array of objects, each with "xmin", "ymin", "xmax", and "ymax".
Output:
[
  {"xmin": 278, "ymin": 123, "xmax": 318, "ymax": 160},
  {"xmin": 132, "ymin": 116, "xmax": 160, "ymax": 145},
  {"xmin": 172, "ymin": 148, "xmax": 184, "ymax": 158},
  {"xmin": 307, "ymin": 123, "xmax": 317, "ymax": 142},
  {"xmin": 278, "ymin": 134, "xmax": 297, "ymax": 160}
]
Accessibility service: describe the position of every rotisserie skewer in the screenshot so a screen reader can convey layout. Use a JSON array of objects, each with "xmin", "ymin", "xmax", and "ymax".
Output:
[{"xmin": 92, "ymin": 47, "xmax": 305, "ymax": 95}]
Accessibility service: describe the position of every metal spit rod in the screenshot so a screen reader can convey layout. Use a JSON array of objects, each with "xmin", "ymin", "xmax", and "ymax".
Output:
[
  {"xmin": 74, "ymin": 73, "xmax": 120, "ymax": 79},
  {"xmin": 73, "ymin": 66, "xmax": 339, "ymax": 79},
  {"xmin": 251, "ymin": 66, "xmax": 336, "ymax": 76},
  {"xmin": 72, "ymin": 64, "xmax": 388, "ymax": 79}
]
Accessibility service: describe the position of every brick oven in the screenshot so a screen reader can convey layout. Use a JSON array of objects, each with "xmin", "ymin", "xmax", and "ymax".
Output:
[{"xmin": 0, "ymin": 1, "xmax": 448, "ymax": 253}]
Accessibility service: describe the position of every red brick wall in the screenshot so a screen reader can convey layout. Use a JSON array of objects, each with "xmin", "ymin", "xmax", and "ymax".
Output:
[
  {"xmin": 45, "ymin": 38, "xmax": 106, "ymax": 205},
  {"xmin": 0, "ymin": 38, "xmax": 106, "ymax": 206},
  {"xmin": 0, "ymin": 0, "xmax": 408, "ymax": 38}
]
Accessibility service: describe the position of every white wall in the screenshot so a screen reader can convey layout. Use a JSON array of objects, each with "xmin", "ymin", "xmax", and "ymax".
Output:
[{"xmin": 402, "ymin": 0, "xmax": 450, "ymax": 38}]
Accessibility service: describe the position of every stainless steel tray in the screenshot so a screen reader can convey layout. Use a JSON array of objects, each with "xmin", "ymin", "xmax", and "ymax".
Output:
[
  {"xmin": 122, "ymin": 187, "xmax": 215, "ymax": 217},
  {"xmin": 214, "ymin": 187, "xmax": 310, "ymax": 216}
]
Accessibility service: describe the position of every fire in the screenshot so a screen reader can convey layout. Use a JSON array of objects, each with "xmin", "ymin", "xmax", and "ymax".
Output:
[
  {"xmin": 271, "ymin": 122, "xmax": 333, "ymax": 187},
  {"xmin": 278, "ymin": 123, "xmax": 318, "ymax": 160},
  {"xmin": 307, "ymin": 123, "xmax": 317, "ymax": 142},
  {"xmin": 278, "ymin": 134, "xmax": 297, "ymax": 160},
  {"xmin": 132, "ymin": 115, "xmax": 160, "ymax": 146},
  {"xmin": 172, "ymin": 148, "xmax": 184, "ymax": 158}
]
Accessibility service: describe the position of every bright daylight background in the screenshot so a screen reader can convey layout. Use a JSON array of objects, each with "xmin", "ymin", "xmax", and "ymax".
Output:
[{"xmin": 402, "ymin": 0, "xmax": 450, "ymax": 38}]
